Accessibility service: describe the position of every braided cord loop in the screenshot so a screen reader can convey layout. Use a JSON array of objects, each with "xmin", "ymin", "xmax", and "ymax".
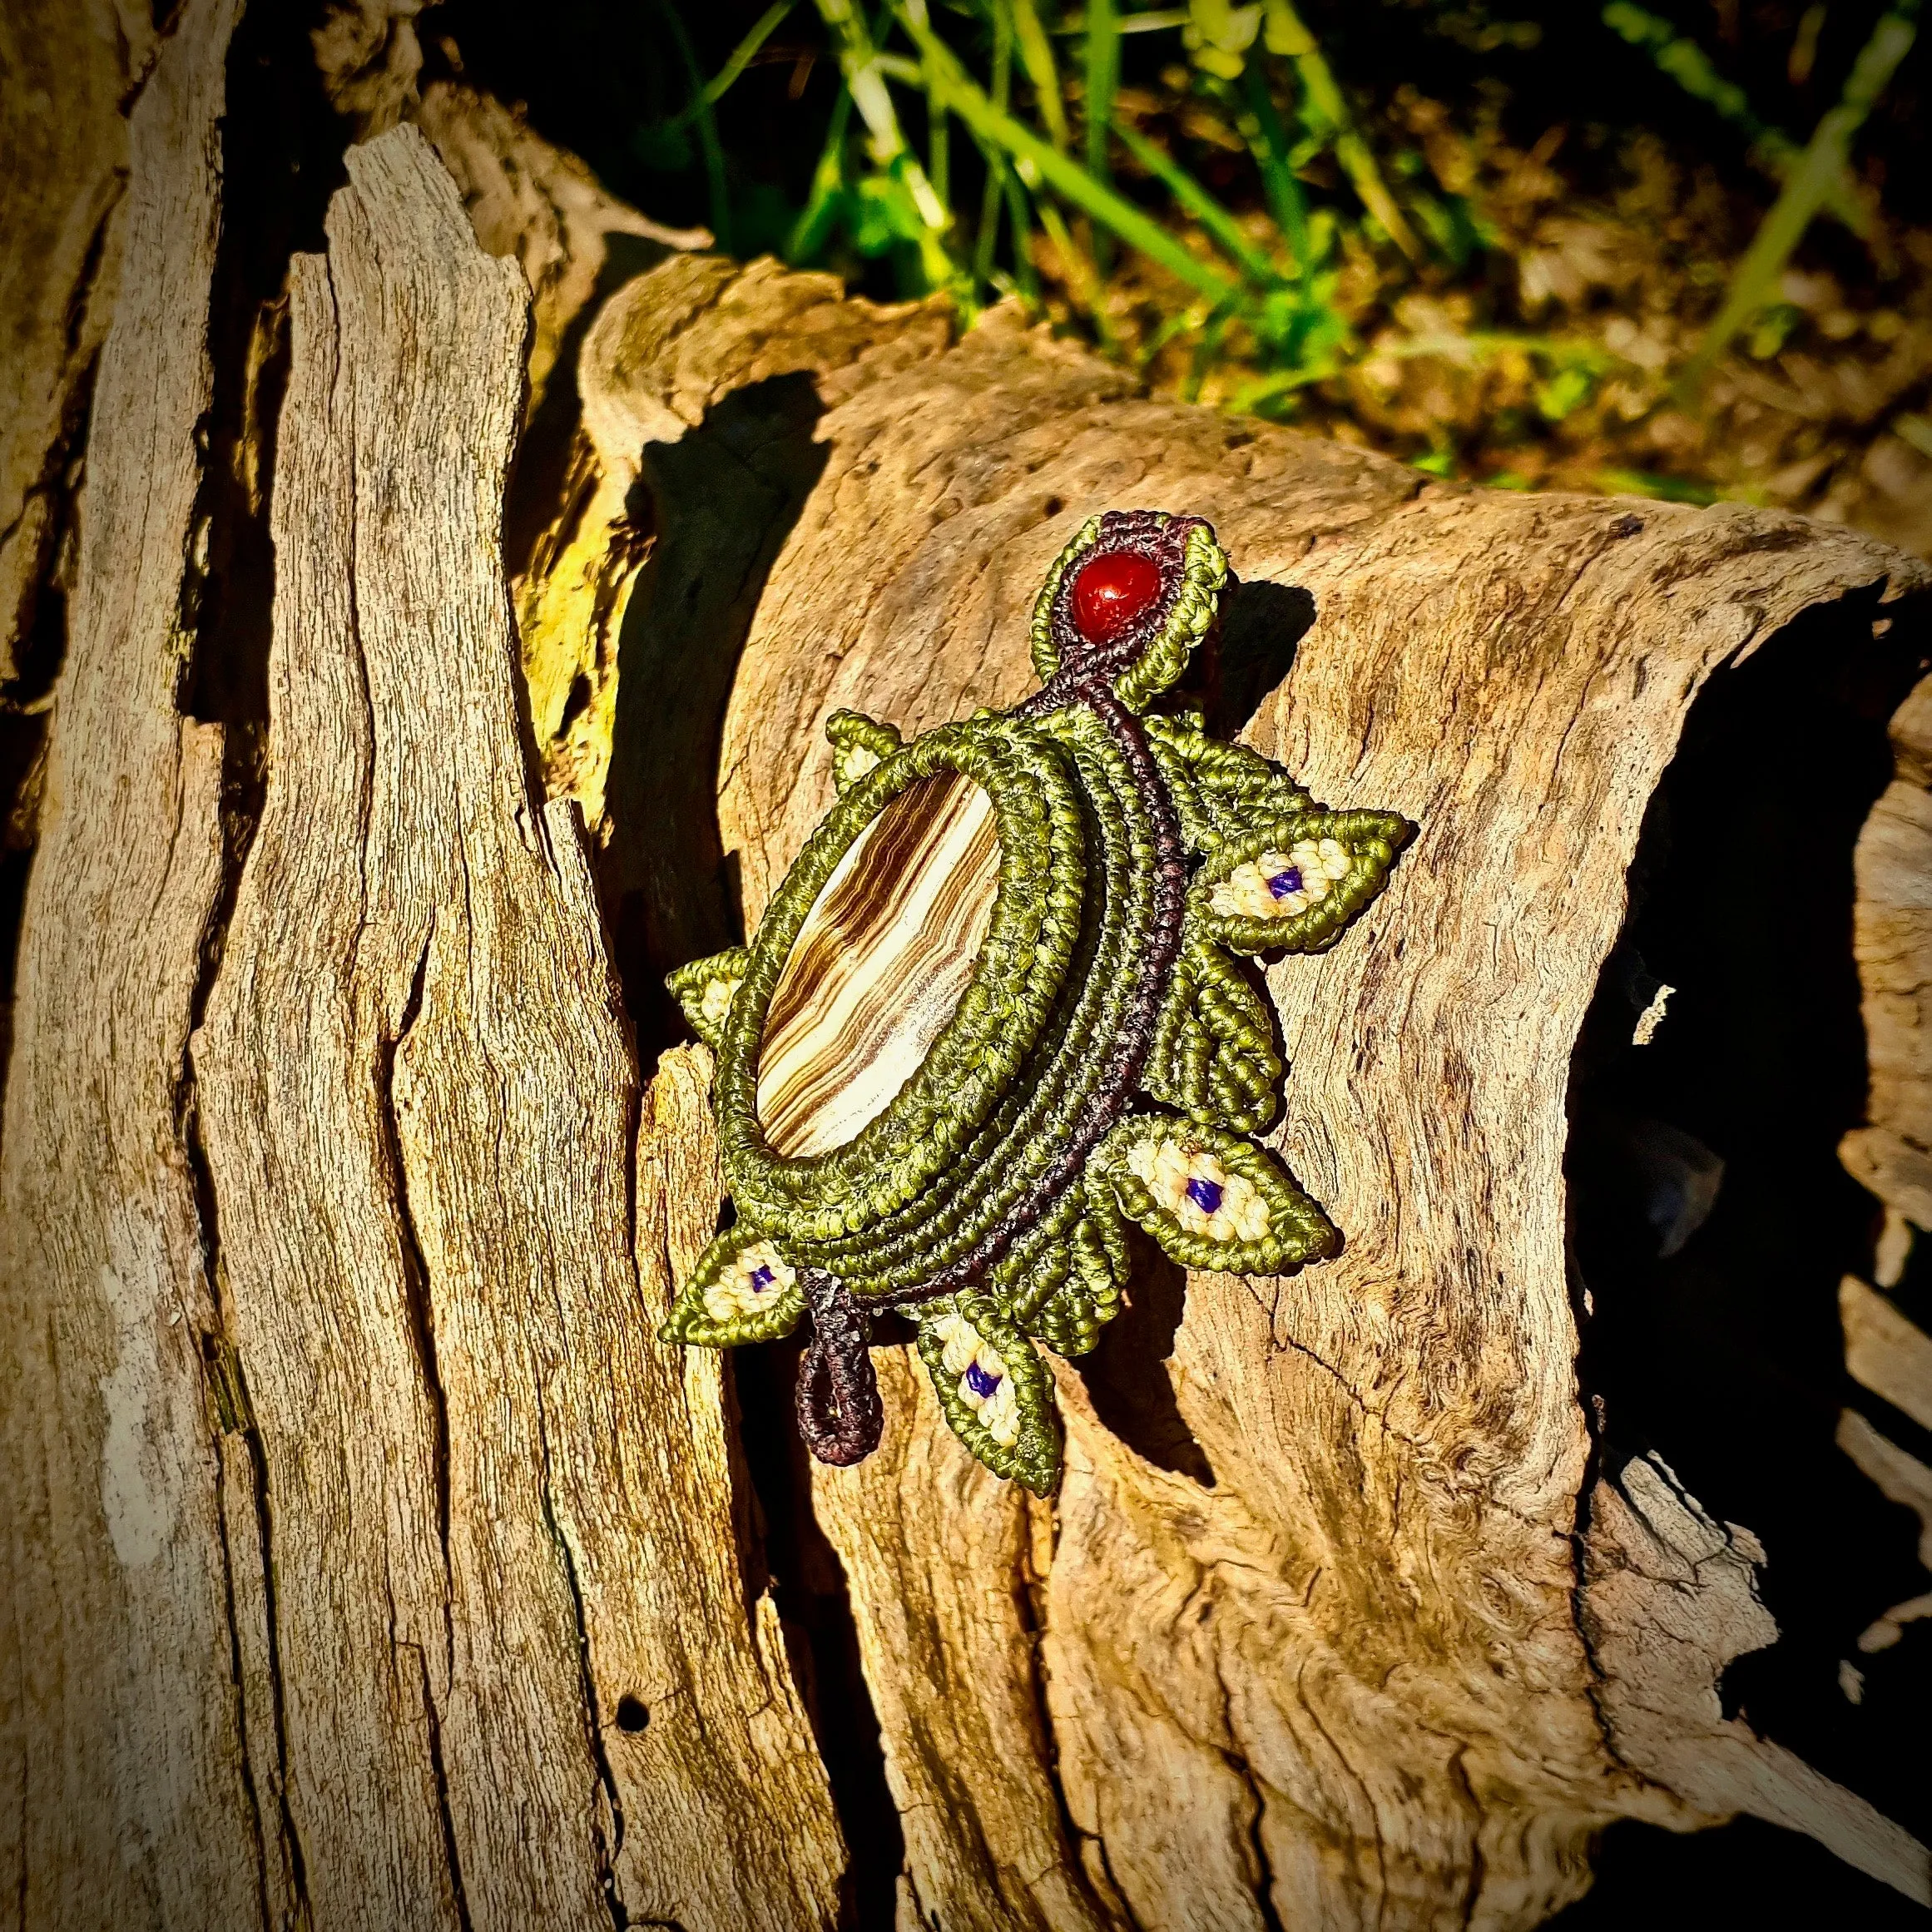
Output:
[{"xmin": 795, "ymin": 1270, "xmax": 884, "ymax": 1465}]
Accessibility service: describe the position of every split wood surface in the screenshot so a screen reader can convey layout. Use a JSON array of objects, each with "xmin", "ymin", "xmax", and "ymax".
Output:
[{"xmin": 2, "ymin": 17, "xmax": 1930, "ymax": 1928}]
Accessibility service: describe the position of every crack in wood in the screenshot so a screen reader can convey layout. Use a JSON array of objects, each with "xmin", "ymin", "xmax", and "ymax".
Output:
[
  {"xmin": 409, "ymin": 1642, "xmax": 475, "ymax": 1932},
  {"xmin": 533, "ymin": 1381, "xmax": 630, "ymax": 1932},
  {"xmin": 377, "ymin": 929, "xmax": 452, "ymax": 1681}
]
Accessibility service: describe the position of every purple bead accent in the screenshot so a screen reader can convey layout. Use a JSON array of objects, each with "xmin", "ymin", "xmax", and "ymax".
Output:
[
  {"xmin": 748, "ymin": 1264, "xmax": 775, "ymax": 1292},
  {"xmin": 964, "ymin": 1361, "xmax": 1003, "ymax": 1399},
  {"xmin": 1186, "ymin": 1176, "xmax": 1225, "ymax": 1216},
  {"xmin": 1267, "ymin": 866, "xmax": 1303, "ymax": 899}
]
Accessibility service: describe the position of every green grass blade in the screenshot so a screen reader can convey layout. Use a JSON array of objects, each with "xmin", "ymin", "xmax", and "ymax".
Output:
[
  {"xmin": 897, "ymin": 6, "xmax": 1236, "ymax": 301},
  {"xmin": 1239, "ymin": 60, "xmax": 1308, "ymax": 269},
  {"xmin": 814, "ymin": 0, "xmax": 958, "ymax": 290},
  {"xmin": 1084, "ymin": 0, "xmax": 1121, "ymax": 271},
  {"xmin": 1005, "ymin": 0, "xmax": 1072, "ymax": 149},
  {"xmin": 1003, "ymin": 168, "xmax": 1043, "ymax": 301},
  {"xmin": 1261, "ymin": 0, "xmax": 1419, "ymax": 260},
  {"xmin": 786, "ymin": 84, "xmax": 855, "ymax": 260},
  {"xmin": 1602, "ymin": 1, "xmax": 1873, "ymax": 238},
  {"xmin": 975, "ymin": 0, "xmax": 1016, "ymax": 295},
  {"xmin": 1085, "ymin": 0, "xmax": 1121, "ymax": 185},
  {"xmin": 661, "ymin": 0, "xmax": 797, "ymax": 134},
  {"xmin": 982, "ymin": 0, "xmax": 1107, "ymax": 310},
  {"xmin": 1675, "ymin": 0, "xmax": 1919, "ymax": 403},
  {"xmin": 1033, "ymin": 191, "xmax": 1117, "ymax": 344},
  {"xmin": 1181, "ymin": 305, "xmax": 1233, "ymax": 403},
  {"xmin": 1112, "ymin": 116, "xmax": 1283, "ymax": 285},
  {"xmin": 661, "ymin": 0, "xmax": 733, "ymax": 252},
  {"xmin": 1331, "ymin": 128, "xmax": 1419, "ymax": 260},
  {"xmin": 931, "ymin": 92, "xmax": 951, "ymax": 203}
]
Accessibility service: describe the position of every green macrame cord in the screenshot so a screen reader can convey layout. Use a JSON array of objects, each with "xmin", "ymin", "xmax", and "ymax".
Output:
[{"xmin": 665, "ymin": 509, "xmax": 1414, "ymax": 1494}]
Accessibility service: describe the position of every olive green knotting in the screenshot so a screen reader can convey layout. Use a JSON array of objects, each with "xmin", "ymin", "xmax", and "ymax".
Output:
[
  {"xmin": 666, "ymin": 946, "xmax": 749, "ymax": 1051},
  {"xmin": 662, "ymin": 513, "xmax": 1414, "ymax": 1494},
  {"xmin": 1095, "ymin": 1112, "xmax": 1339, "ymax": 1276},
  {"xmin": 1114, "ymin": 526, "xmax": 1227, "ymax": 713},
  {"xmin": 826, "ymin": 709, "xmax": 904, "ymax": 793},
  {"xmin": 1144, "ymin": 711, "xmax": 1315, "ymax": 851},
  {"xmin": 1193, "ymin": 808, "xmax": 1412, "ymax": 957},
  {"xmin": 1027, "ymin": 519, "xmax": 1230, "ymax": 713},
  {"xmin": 1145, "ymin": 936, "xmax": 1282, "ymax": 1135},
  {"xmin": 714, "ymin": 716, "xmax": 1087, "ymax": 1255},
  {"xmin": 914, "ymin": 1293, "xmax": 1061, "ymax": 1493},
  {"xmin": 661, "ymin": 1221, "xmax": 807, "ymax": 1348}
]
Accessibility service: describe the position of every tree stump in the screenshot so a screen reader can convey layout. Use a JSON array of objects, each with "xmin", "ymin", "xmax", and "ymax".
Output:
[{"xmin": 2, "ymin": 15, "xmax": 1929, "ymax": 1927}]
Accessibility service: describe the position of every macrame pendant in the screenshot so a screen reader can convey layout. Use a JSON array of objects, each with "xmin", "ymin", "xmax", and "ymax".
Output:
[{"xmin": 666, "ymin": 512, "xmax": 1412, "ymax": 1493}]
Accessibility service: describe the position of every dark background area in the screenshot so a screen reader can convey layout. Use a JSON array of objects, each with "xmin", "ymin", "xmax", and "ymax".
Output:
[{"xmin": 431, "ymin": 0, "xmax": 1930, "ymax": 280}]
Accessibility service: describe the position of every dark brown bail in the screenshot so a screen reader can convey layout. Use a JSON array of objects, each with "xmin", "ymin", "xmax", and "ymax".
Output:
[{"xmin": 795, "ymin": 1268, "xmax": 884, "ymax": 1466}]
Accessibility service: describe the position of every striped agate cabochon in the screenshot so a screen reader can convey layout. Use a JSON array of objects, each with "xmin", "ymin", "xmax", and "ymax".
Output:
[
  {"xmin": 665, "ymin": 511, "xmax": 1413, "ymax": 1494},
  {"xmin": 756, "ymin": 770, "xmax": 1000, "ymax": 1161}
]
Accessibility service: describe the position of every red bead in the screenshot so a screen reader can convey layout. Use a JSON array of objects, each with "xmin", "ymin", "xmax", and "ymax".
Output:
[{"xmin": 1069, "ymin": 547, "xmax": 1162, "ymax": 645}]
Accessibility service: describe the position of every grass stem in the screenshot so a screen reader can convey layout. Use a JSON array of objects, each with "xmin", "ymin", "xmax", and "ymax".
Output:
[
  {"xmin": 1675, "ymin": 0, "xmax": 1918, "ymax": 404},
  {"xmin": 899, "ymin": 3, "xmax": 1236, "ymax": 301},
  {"xmin": 661, "ymin": 1, "xmax": 798, "ymax": 135}
]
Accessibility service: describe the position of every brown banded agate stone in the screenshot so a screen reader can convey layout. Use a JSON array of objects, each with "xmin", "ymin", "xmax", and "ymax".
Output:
[{"xmin": 756, "ymin": 770, "xmax": 1001, "ymax": 1159}]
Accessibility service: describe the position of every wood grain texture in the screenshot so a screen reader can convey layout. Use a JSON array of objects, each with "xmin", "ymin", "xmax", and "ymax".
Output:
[
  {"xmin": 1845, "ymin": 768, "xmax": 1932, "ymax": 1231},
  {"xmin": 414, "ymin": 79, "xmax": 706, "ymax": 415},
  {"xmin": 620, "ymin": 275, "xmax": 1930, "ymax": 1925},
  {"xmin": 187, "ymin": 126, "xmax": 843, "ymax": 1930},
  {"xmin": 0, "ymin": 0, "xmax": 149, "ymax": 683},
  {"xmin": 1583, "ymin": 1453, "xmax": 1929, "ymax": 1901},
  {"xmin": 1837, "ymin": 1409, "xmax": 1932, "ymax": 1652},
  {"xmin": 1841, "ymin": 1275, "xmax": 1932, "ymax": 1433},
  {"xmin": 813, "ymin": 1353, "xmax": 1117, "ymax": 1932},
  {"xmin": 0, "ymin": 1, "xmax": 264, "ymax": 1923},
  {"xmin": 514, "ymin": 254, "xmax": 949, "ymax": 840},
  {"xmin": 760, "ymin": 770, "xmax": 999, "ymax": 1157}
]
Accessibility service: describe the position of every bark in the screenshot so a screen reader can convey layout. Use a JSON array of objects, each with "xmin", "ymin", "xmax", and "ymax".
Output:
[
  {"xmin": 3, "ymin": 11, "xmax": 1930, "ymax": 1929},
  {"xmin": 2, "ymin": 0, "xmax": 260, "ymax": 1921},
  {"xmin": 666, "ymin": 287, "xmax": 1930, "ymax": 1925},
  {"xmin": 189, "ymin": 132, "xmax": 843, "ymax": 1932},
  {"xmin": 0, "ymin": 0, "xmax": 152, "ymax": 690}
]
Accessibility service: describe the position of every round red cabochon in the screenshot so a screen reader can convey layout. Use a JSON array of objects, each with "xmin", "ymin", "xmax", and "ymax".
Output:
[{"xmin": 1069, "ymin": 547, "xmax": 1162, "ymax": 645}]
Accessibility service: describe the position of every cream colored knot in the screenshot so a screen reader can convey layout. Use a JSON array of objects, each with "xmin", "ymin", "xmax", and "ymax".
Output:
[
  {"xmin": 703, "ymin": 1240, "xmax": 794, "ymax": 1324},
  {"xmin": 1127, "ymin": 1137, "xmax": 1271, "ymax": 1244},
  {"xmin": 1210, "ymin": 837, "xmax": 1350, "ymax": 920},
  {"xmin": 699, "ymin": 974, "xmax": 742, "ymax": 1031},
  {"xmin": 930, "ymin": 1310, "xmax": 1022, "ymax": 1445},
  {"xmin": 835, "ymin": 742, "xmax": 883, "ymax": 786}
]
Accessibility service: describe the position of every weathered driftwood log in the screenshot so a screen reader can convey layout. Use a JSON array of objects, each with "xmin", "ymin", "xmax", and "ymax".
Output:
[
  {"xmin": 612, "ymin": 259, "xmax": 1930, "ymax": 1924},
  {"xmin": 2, "ymin": 5, "xmax": 258, "ymax": 1921},
  {"xmin": 3, "ymin": 19, "xmax": 1930, "ymax": 1927}
]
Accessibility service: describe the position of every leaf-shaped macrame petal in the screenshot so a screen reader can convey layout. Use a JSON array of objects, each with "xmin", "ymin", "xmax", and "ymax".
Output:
[
  {"xmin": 915, "ymin": 1293, "xmax": 1061, "ymax": 1493},
  {"xmin": 660, "ymin": 1223, "xmax": 807, "ymax": 1348},
  {"xmin": 665, "ymin": 946, "xmax": 751, "ymax": 1050},
  {"xmin": 990, "ymin": 1183, "xmax": 1130, "ymax": 1358},
  {"xmin": 1030, "ymin": 1207, "xmax": 1129, "ymax": 1357},
  {"xmin": 1146, "ymin": 940, "xmax": 1282, "ymax": 1134},
  {"xmin": 825, "ymin": 709, "xmax": 904, "ymax": 795},
  {"xmin": 1145, "ymin": 711, "xmax": 1313, "ymax": 854},
  {"xmin": 1096, "ymin": 1114, "xmax": 1337, "ymax": 1275},
  {"xmin": 1193, "ymin": 808, "xmax": 1410, "ymax": 956}
]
